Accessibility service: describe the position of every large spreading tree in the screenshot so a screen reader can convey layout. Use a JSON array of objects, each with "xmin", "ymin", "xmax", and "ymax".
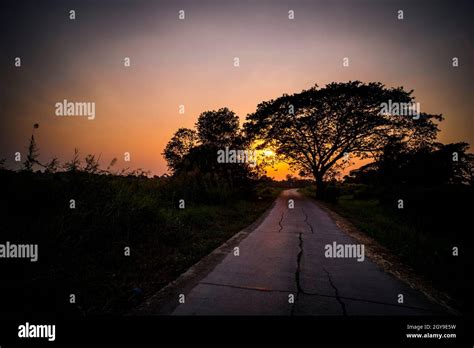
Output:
[{"xmin": 244, "ymin": 81, "xmax": 443, "ymax": 197}]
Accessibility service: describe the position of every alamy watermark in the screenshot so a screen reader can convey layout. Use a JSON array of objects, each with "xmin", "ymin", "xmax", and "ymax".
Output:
[
  {"xmin": 55, "ymin": 99, "xmax": 95, "ymax": 120},
  {"xmin": 217, "ymin": 147, "xmax": 257, "ymax": 167},
  {"xmin": 0, "ymin": 241, "xmax": 38, "ymax": 262},
  {"xmin": 379, "ymin": 100, "xmax": 421, "ymax": 119},
  {"xmin": 325, "ymin": 241, "xmax": 365, "ymax": 262},
  {"xmin": 18, "ymin": 322, "xmax": 55, "ymax": 341}
]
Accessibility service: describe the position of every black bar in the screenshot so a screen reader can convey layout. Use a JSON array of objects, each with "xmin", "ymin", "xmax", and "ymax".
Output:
[{"xmin": 0, "ymin": 316, "xmax": 471, "ymax": 345}]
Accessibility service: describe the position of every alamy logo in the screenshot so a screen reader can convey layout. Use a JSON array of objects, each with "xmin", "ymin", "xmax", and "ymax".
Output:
[
  {"xmin": 55, "ymin": 99, "xmax": 95, "ymax": 120},
  {"xmin": 324, "ymin": 241, "xmax": 365, "ymax": 262},
  {"xmin": 18, "ymin": 322, "xmax": 55, "ymax": 341},
  {"xmin": 0, "ymin": 241, "xmax": 38, "ymax": 262},
  {"xmin": 379, "ymin": 100, "xmax": 420, "ymax": 119},
  {"xmin": 217, "ymin": 147, "xmax": 257, "ymax": 167}
]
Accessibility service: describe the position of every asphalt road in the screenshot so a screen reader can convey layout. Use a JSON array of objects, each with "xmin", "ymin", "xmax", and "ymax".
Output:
[{"xmin": 171, "ymin": 189, "xmax": 447, "ymax": 315}]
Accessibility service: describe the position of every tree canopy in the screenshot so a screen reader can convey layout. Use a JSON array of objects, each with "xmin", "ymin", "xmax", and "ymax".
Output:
[
  {"xmin": 196, "ymin": 107, "xmax": 241, "ymax": 148},
  {"xmin": 162, "ymin": 108, "xmax": 252, "ymax": 187},
  {"xmin": 244, "ymin": 81, "xmax": 443, "ymax": 196},
  {"xmin": 162, "ymin": 128, "xmax": 198, "ymax": 172}
]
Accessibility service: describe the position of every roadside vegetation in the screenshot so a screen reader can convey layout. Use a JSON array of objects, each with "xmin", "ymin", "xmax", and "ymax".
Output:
[
  {"xmin": 0, "ymin": 116, "xmax": 282, "ymax": 317},
  {"xmin": 0, "ymin": 167, "xmax": 280, "ymax": 317},
  {"xmin": 301, "ymin": 141, "xmax": 473, "ymax": 313}
]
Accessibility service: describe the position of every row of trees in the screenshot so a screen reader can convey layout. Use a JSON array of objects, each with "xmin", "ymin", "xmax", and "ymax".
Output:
[
  {"xmin": 163, "ymin": 108, "xmax": 256, "ymax": 191},
  {"xmin": 8, "ymin": 81, "xmax": 469, "ymax": 193},
  {"xmin": 164, "ymin": 81, "xmax": 472, "ymax": 197},
  {"xmin": 346, "ymin": 141, "xmax": 473, "ymax": 187}
]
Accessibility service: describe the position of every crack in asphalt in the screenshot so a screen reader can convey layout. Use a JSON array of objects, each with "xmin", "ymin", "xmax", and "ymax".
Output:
[
  {"xmin": 291, "ymin": 232, "xmax": 304, "ymax": 316},
  {"xmin": 323, "ymin": 267, "xmax": 347, "ymax": 316},
  {"xmin": 302, "ymin": 208, "xmax": 314, "ymax": 234},
  {"xmin": 295, "ymin": 233, "xmax": 304, "ymax": 293},
  {"xmin": 199, "ymin": 281, "xmax": 439, "ymax": 313},
  {"xmin": 162, "ymin": 192, "xmax": 447, "ymax": 316},
  {"xmin": 295, "ymin": 290, "xmax": 443, "ymax": 313},
  {"xmin": 278, "ymin": 211, "xmax": 284, "ymax": 233},
  {"xmin": 199, "ymin": 282, "xmax": 292, "ymax": 293}
]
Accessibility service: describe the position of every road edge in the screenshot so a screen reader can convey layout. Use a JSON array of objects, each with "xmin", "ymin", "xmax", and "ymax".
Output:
[
  {"xmin": 127, "ymin": 197, "xmax": 278, "ymax": 315},
  {"xmin": 311, "ymin": 197, "xmax": 460, "ymax": 316}
]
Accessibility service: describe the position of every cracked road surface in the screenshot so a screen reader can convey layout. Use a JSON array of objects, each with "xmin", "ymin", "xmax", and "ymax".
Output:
[{"xmin": 172, "ymin": 189, "xmax": 447, "ymax": 315}]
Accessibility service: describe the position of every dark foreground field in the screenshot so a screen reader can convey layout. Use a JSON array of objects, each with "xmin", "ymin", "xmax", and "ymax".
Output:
[
  {"xmin": 1, "ymin": 168, "xmax": 471, "ymax": 318},
  {"xmin": 0, "ymin": 169, "xmax": 279, "ymax": 318}
]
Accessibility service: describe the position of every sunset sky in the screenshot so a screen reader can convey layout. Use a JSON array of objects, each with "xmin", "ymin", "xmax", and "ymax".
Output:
[{"xmin": 1, "ymin": 0, "xmax": 472, "ymax": 179}]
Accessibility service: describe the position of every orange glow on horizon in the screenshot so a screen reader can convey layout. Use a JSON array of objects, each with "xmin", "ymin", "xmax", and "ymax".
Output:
[{"xmin": 2, "ymin": 1, "xmax": 471, "ymax": 178}]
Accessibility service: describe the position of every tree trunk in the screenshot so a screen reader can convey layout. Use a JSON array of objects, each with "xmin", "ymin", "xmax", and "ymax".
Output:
[{"xmin": 315, "ymin": 175, "xmax": 326, "ymax": 199}]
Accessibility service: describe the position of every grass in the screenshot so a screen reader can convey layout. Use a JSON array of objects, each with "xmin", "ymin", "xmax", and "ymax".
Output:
[
  {"xmin": 0, "ymin": 170, "xmax": 281, "ymax": 318},
  {"xmin": 300, "ymin": 185, "xmax": 472, "ymax": 313},
  {"xmin": 330, "ymin": 196, "xmax": 421, "ymax": 261}
]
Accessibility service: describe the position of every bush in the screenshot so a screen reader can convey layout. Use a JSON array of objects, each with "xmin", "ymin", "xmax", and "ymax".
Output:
[{"xmin": 0, "ymin": 169, "xmax": 278, "ymax": 318}]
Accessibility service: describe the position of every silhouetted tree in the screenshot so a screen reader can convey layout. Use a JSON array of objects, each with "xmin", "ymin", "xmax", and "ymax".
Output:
[
  {"xmin": 380, "ymin": 142, "xmax": 473, "ymax": 186},
  {"xmin": 162, "ymin": 128, "xmax": 198, "ymax": 172},
  {"xmin": 163, "ymin": 108, "xmax": 256, "ymax": 195},
  {"xmin": 196, "ymin": 108, "xmax": 241, "ymax": 148},
  {"xmin": 244, "ymin": 81, "xmax": 442, "ymax": 197},
  {"xmin": 345, "ymin": 142, "xmax": 473, "ymax": 187},
  {"xmin": 164, "ymin": 109, "xmax": 247, "ymax": 174},
  {"xmin": 436, "ymin": 142, "xmax": 473, "ymax": 186}
]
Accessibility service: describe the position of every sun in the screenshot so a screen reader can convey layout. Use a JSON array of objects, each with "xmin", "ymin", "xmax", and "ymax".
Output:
[
  {"xmin": 263, "ymin": 149, "xmax": 275, "ymax": 157},
  {"xmin": 250, "ymin": 141, "xmax": 294, "ymax": 179}
]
